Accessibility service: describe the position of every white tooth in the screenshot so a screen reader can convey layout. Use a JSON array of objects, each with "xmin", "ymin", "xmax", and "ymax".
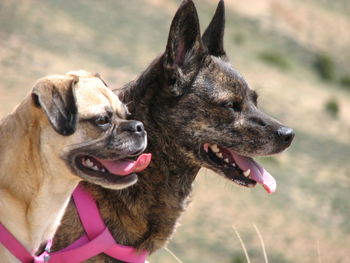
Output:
[
  {"xmin": 92, "ymin": 165, "xmax": 99, "ymax": 171},
  {"xmin": 243, "ymin": 169, "xmax": 251, "ymax": 177},
  {"xmin": 230, "ymin": 163, "xmax": 236, "ymax": 167},
  {"xmin": 210, "ymin": 144, "xmax": 220, "ymax": 153},
  {"xmin": 224, "ymin": 158, "xmax": 229, "ymax": 163},
  {"xmin": 101, "ymin": 168, "xmax": 106, "ymax": 173},
  {"xmin": 216, "ymin": 152, "xmax": 223, "ymax": 158},
  {"xmin": 86, "ymin": 159, "xmax": 93, "ymax": 167}
]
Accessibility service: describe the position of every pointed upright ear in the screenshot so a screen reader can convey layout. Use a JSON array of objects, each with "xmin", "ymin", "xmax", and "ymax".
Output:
[
  {"xmin": 163, "ymin": 0, "xmax": 204, "ymax": 95},
  {"xmin": 31, "ymin": 75, "xmax": 78, "ymax": 136},
  {"xmin": 202, "ymin": 0, "xmax": 226, "ymax": 56}
]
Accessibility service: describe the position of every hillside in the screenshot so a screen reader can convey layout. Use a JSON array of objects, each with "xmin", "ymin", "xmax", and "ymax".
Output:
[{"xmin": 0, "ymin": 0, "xmax": 349, "ymax": 262}]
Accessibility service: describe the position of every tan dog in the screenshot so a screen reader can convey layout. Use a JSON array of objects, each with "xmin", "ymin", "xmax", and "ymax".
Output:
[{"xmin": 0, "ymin": 71, "xmax": 149, "ymax": 262}]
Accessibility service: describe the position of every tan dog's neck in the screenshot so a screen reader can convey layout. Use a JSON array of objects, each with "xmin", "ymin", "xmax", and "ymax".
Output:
[{"xmin": 0, "ymin": 97, "xmax": 80, "ymax": 255}]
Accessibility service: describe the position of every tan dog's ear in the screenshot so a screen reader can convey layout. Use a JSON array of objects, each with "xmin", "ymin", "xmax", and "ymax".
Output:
[
  {"xmin": 31, "ymin": 76, "xmax": 78, "ymax": 136},
  {"xmin": 93, "ymin": 72, "xmax": 108, "ymax": 87}
]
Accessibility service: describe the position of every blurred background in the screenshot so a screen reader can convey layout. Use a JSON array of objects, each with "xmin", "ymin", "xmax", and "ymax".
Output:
[{"xmin": 0, "ymin": 0, "xmax": 349, "ymax": 262}]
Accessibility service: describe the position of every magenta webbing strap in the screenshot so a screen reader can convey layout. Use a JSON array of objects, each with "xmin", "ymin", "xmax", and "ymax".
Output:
[
  {"xmin": 71, "ymin": 184, "xmax": 106, "ymax": 240},
  {"xmin": 53, "ymin": 235, "xmax": 89, "ymax": 253},
  {"xmin": 50, "ymin": 184, "xmax": 147, "ymax": 263},
  {"xmin": 49, "ymin": 228, "xmax": 115, "ymax": 263},
  {"xmin": 73, "ymin": 184, "xmax": 148, "ymax": 263},
  {"xmin": 0, "ymin": 183, "xmax": 148, "ymax": 263},
  {"xmin": 103, "ymin": 243, "xmax": 148, "ymax": 263},
  {"xmin": 0, "ymin": 223, "xmax": 33, "ymax": 263}
]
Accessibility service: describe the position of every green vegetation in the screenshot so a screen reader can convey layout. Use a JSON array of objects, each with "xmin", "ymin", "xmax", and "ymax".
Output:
[
  {"xmin": 232, "ymin": 255, "xmax": 245, "ymax": 263},
  {"xmin": 232, "ymin": 32, "xmax": 245, "ymax": 45},
  {"xmin": 258, "ymin": 50, "xmax": 290, "ymax": 71},
  {"xmin": 313, "ymin": 53, "xmax": 335, "ymax": 81},
  {"xmin": 339, "ymin": 75, "xmax": 350, "ymax": 91},
  {"xmin": 325, "ymin": 97, "xmax": 340, "ymax": 117}
]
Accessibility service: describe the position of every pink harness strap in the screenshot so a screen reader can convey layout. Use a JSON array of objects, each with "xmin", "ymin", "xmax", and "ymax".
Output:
[
  {"xmin": 0, "ymin": 223, "xmax": 52, "ymax": 263},
  {"xmin": 49, "ymin": 184, "xmax": 148, "ymax": 263}
]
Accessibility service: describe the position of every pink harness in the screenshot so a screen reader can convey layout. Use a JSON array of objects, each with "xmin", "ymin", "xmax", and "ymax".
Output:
[
  {"xmin": 0, "ymin": 184, "xmax": 148, "ymax": 263},
  {"xmin": 0, "ymin": 223, "xmax": 51, "ymax": 263}
]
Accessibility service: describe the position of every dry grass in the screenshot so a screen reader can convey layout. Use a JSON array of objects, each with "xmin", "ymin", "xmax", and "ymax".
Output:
[
  {"xmin": 232, "ymin": 225, "xmax": 251, "ymax": 263},
  {"xmin": 231, "ymin": 224, "xmax": 269, "ymax": 263},
  {"xmin": 164, "ymin": 247, "xmax": 184, "ymax": 263},
  {"xmin": 1, "ymin": 1, "xmax": 350, "ymax": 262},
  {"xmin": 253, "ymin": 224, "xmax": 268, "ymax": 263}
]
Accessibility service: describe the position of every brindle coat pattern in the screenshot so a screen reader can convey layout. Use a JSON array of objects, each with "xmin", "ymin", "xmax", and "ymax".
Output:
[{"xmin": 53, "ymin": 1, "xmax": 294, "ymax": 262}]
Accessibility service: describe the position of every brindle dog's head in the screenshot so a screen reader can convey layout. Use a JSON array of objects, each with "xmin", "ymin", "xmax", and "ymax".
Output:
[
  {"xmin": 31, "ymin": 71, "xmax": 150, "ymax": 189},
  {"xmin": 128, "ymin": 0, "xmax": 294, "ymax": 193}
]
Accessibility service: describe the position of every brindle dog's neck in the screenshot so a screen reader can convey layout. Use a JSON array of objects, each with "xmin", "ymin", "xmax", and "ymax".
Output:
[{"xmin": 87, "ymin": 58, "xmax": 201, "ymax": 254}]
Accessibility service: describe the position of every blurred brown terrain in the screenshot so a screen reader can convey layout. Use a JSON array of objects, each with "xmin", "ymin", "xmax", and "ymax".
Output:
[{"xmin": 0, "ymin": 0, "xmax": 350, "ymax": 262}]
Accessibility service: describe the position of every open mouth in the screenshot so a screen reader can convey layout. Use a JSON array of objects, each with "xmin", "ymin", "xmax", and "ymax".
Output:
[
  {"xmin": 74, "ymin": 153, "xmax": 152, "ymax": 182},
  {"xmin": 201, "ymin": 143, "xmax": 276, "ymax": 194}
]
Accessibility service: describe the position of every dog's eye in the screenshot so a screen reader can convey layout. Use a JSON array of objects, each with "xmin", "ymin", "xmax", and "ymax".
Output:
[
  {"xmin": 95, "ymin": 116, "xmax": 111, "ymax": 127},
  {"xmin": 223, "ymin": 101, "xmax": 242, "ymax": 112}
]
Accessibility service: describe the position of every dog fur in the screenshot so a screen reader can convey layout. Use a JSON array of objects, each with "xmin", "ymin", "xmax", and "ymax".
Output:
[
  {"xmin": 53, "ymin": 1, "xmax": 294, "ymax": 262},
  {"xmin": 0, "ymin": 71, "xmax": 147, "ymax": 262}
]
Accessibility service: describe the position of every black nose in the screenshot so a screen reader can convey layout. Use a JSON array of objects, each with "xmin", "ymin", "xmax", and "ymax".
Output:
[
  {"xmin": 121, "ymin": 120, "xmax": 145, "ymax": 134},
  {"xmin": 277, "ymin": 126, "xmax": 295, "ymax": 145}
]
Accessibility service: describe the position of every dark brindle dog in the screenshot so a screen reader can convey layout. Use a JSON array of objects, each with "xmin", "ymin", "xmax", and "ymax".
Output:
[{"xmin": 53, "ymin": 0, "xmax": 294, "ymax": 261}]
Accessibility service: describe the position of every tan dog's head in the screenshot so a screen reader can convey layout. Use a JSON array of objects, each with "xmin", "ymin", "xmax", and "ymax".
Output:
[{"xmin": 31, "ymin": 70, "xmax": 150, "ymax": 189}]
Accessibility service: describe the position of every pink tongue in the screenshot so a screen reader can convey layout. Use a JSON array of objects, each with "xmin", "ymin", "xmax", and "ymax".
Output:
[
  {"xmin": 96, "ymin": 153, "xmax": 152, "ymax": 176},
  {"xmin": 230, "ymin": 152, "xmax": 276, "ymax": 194}
]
